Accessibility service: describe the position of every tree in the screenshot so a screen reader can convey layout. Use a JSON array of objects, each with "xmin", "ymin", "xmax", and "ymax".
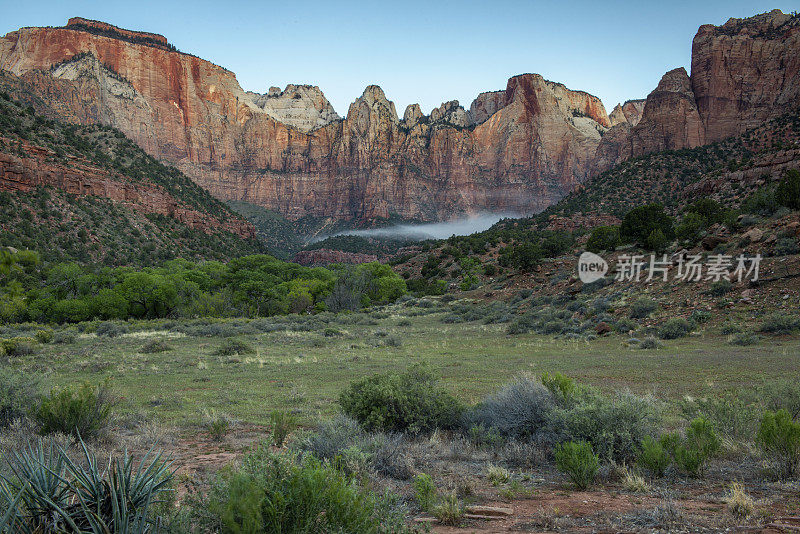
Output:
[
  {"xmin": 776, "ymin": 169, "xmax": 800, "ymax": 210},
  {"xmin": 586, "ymin": 226, "xmax": 620, "ymax": 253},
  {"xmin": 620, "ymin": 203, "xmax": 675, "ymax": 246}
]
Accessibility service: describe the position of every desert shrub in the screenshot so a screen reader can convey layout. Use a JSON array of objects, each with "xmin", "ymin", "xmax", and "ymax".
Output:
[
  {"xmin": 639, "ymin": 336, "xmax": 663, "ymax": 350},
  {"xmin": 34, "ymin": 381, "xmax": 115, "ymax": 439},
  {"xmin": 679, "ymin": 392, "xmax": 760, "ymax": 442},
  {"xmin": 204, "ymin": 447, "xmax": 410, "ymax": 534},
  {"xmin": 759, "ymin": 313, "xmax": 800, "ymax": 334},
  {"xmin": 466, "ymin": 375, "xmax": 556, "ymax": 440},
  {"xmin": 774, "ymin": 237, "xmax": 800, "ymax": 256},
  {"xmin": 689, "ymin": 310, "xmax": 711, "ymax": 325},
  {"xmin": 621, "ymin": 466, "xmax": 650, "ymax": 493},
  {"xmin": 140, "ymin": 338, "xmax": 172, "ymax": 353},
  {"xmin": 763, "ymin": 380, "xmax": 800, "ymax": 420},
  {"xmin": 0, "ymin": 438, "xmax": 173, "ymax": 533},
  {"xmin": 202, "ymin": 409, "xmax": 233, "ymax": 441},
  {"xmin": 725, "ymin": 482, "xmax": 755, "ymax": 520},
  {"xmin": 585, "ymin": 225, "xmax": 620, "ymax": 253},
  {"xmin": 396, "ymin": 319, "xmax": 412, "ymax": 327},
  {"xmin": 269, "ymin": 410, "xmax": 297, "ymax": 447},
  {"xmin": 708, "ymin": 279, "xmax": 732, "ymax": 296},
  {"xmin": 51, "ymin": 330, "xmax": 76, "ymax": 344},
  {"xmin": 95, "ymin": 321, "xmax": 128, "ymax": 338},
  {"xmin": 647, "ymin": 229, "xmax": 669, "ymax": 252},
  {"xmin": 323, "ymin": 327, "xmax": 343, "ymax": 337},
  {"xmin": 413, "ymin": 473, "xmax": 436, "ymax": 511},
  {"xmin": 339, "ymin": 366, "xmax": 462, "ymax": 434},
  {"xmin": 541, "ymin": 372, "xmax": 578, "ymax": 406},
  {"xmin": 614, "ymin": 318, "xmax": 637, "ymax": 334},
  {"xmin": 757, "ymin": 409, "xmax": 800, "ymax": 480},
  {"xmin": 559, "ymin": 390, "xmax": 660, "ymax": 463},
  {"xmin": 432, "ymin": 492, "xmax": 463, "ymax": 526},
  {"xmin": 0, "ymin": 368, "xmax": 40, "ymax": 427},
  {"xmin": 468, "ymin": 423, "xmax": 505, "ymax": 449},
  {"xmin": 629, "ymin": 297, "xmax": 657, "ymax": 319},
  {"xmin": 666, "ymin": 417, "xmax": 721, "ymax": 477},
  {"xmin": 658, "ymin": 318, "xmax": 692, "ymax": 340},
  {"xmin": 776, "ymin": 168, "xmax": 800, "ymax": 210},
  {"xmin": 637, "ymin": 435, "xmax": 671, "ymax": 477},
  {"xmin": 720, "ymin": 322, "xmax": 742, "ymax": 335},
  {"xmin": 383, "ymin": 335, "xmax": 402, "ymax": 347},
  {"xmin": 729, "ymin": 332, "xmax": 760, "ymax": 346},
  {"xmin": 214, "ymin": 338, "xmax": 254, "ymax": 356},
  {"xmin": 555, "ymin": 440, "xmax": 599, "ymax": 490},
  {"xmin": 0, "ymin": 337, "xmax": 37, "ymax": 357},
  {"xmin": 33, "ymin": 329, "xmax": 53, "ymax": 344},
  {"xmin": 620, "ymin": 203, "xmax": 675, "ymax": 246},
  {"xmin": 486, "ymin": 464, "xmax": 511, "ymax": 486}
]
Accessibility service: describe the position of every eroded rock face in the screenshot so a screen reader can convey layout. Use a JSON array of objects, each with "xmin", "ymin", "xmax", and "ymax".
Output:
[
  {"xmin": 609, "ymin": 99, "xmax": 646, "ymax": 127},
  {"xmin": 248, "ymin": 84, "xmax": 340, "ymax": 132},
  {"xmin": 0, "ymin": 19, "xmax": 611, "ymax": 222},
  {"xmin": 692, "ymin": 10, "xmax": 800, "ymax": 142}
]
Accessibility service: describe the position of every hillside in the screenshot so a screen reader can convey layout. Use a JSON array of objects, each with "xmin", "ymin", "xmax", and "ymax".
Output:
[{"xmin": 0, "ymin": 90, "xmax": 267, "ymax": 265}]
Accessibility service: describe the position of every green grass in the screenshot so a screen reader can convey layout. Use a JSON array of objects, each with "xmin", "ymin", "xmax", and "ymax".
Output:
[{"xmin": 6, "ymin": 310, "xmax": 800, "ymax": 427}]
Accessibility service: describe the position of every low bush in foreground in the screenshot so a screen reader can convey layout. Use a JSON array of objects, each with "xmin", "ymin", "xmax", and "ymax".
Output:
[
  {"xmin": 203, "ymin": 446, "xmax": 411, "ymax": 533},
  {"xmin": 637, "ymin": 435, "xmax": 671, "ymax": 477},
  {"xmin": 0, "ymin": 368, "xmax": 40, "ymax": 427},
  {"xmin": 758, "ymin": 409, "xmax": 800, "ymax": 480},
  {"xmin": 555, "ymin": 440, "xmax": 599, "ymax": 490},
  {"xmin": 658, "ymin": 318, "xmax": 692, "ymax": 340},
  {"xmin": 663, "ymin": 417, "xmax": 721, "ymax": 477},
  {"xmin": 34, "ymin": 380, "xmax": 115, "ymax": 439},
  {"xmin": 339, "ymin": 366, "xmax": 462, "ymax": 434}
]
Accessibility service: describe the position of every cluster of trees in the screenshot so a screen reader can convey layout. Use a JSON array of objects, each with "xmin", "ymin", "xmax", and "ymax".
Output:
[{"xmin": 0, "ymin": 252, "xmax": 407, "ymax": 324}]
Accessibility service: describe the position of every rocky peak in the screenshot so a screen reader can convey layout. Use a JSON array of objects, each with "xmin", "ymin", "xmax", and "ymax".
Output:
[
  {"xmin": 429, "ymin": 100, "xmax": 470, "ymax": 128},
  {"xmin": 66, "ymin": 17, "xmax": 169, "ymax": 47},
  {"xmin": 609, "ymin": 99, "xmax": 646, "ymax": 127},
  {"xmin": 469, "ymin": 90, "xmax": 506, "ymax": 125},
  {"xmin": 248, "ymin": 84, "xmax": 339, "ymax": 133},
  {"xmin": 402, "ymin": 103, "xmax": 423, "ymax": 127}
]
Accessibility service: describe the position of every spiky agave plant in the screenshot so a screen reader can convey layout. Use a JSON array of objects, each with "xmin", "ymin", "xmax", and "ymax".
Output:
[{"xmin": 0, "ymin": 438, "xmax": 175, "ymax": 533}]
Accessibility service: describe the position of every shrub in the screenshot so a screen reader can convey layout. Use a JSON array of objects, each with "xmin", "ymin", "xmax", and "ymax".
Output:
[
  {"xmin": 774, "ymin": 237, "xmax": 800, "ymax": 256},
  {"xmin": 0, "ymin": 438, "xmax": 173, "ymax": 532},
  {"xmin": 413, "ymin": 473, "xmax": 436, "ymax": 511},
  {"xmin": 202, "ymin": 409, "xmax": 232, "ymax": 441},
  {"xmin": 647, "ymin": 229, "xmax": 669, "ymax": 252},
  {"xmin": 639, "ymin": 336, "xmax": 663, "ymax": 350},
  {"xmin": 95, "ymin": 321, "xmax": 128, "ymax": 338},
  {"xmin": 689, "ymin": 310, "xmax": 711, "ymax": 325},
  {"xmin": 658, "ymin": 318, "xmax": 692, "ymax": 340},
  {"xmin": 486, "ymin": 464, "xmax": 511, "ymax": 486},
  {"xmin": 205, "ymin": 447, "xmax": 409, "ymax": 533},
  {"xmin": 51, "ymin": 331, "xmax": 76, "ymax": 344},
  {"xmin": 339, "ymin": 366, "xmax": 462, "ymax": 434},
  {"xmin": 541, "ymin": 372, "xmax": 578, "ymax": 406},
  {"xmin": 729, "ymin": 333, "xmax": 760, "ymax": 346},
  {"xmin": 621, "ymin": 466, "xmax": 650, "ymax": 493},
  {"xmin": 763, "ymin": 380, "xmax": 800, "ymax": 420},
  {"xmin": 669, "ymin": 417, "xmax": 721, "ymax": 477},
  {"xmin": 776, "ymin": 168, "xmax": 800, "ymax": 210},
  {"xmin": 586, "ymin": 225, "xmax": 620, "ymax": 253},
  {"xmin": 466, "ymin": 375, "xmax": 556, "ymax": 439},
  {"xmin": 629, "ymin": 297, "xmax": 657, "ymax": 319},
  {"xmin": 614, "ymin": 318, "xmax": 637, "ymax": 334},
  {"xmin": 0, "ymin": 368, "xmax": 40, "ymax": 427},
  {"xmin": 708, "ymin": 279, "xmax": 732, "ymax": 296},
  {"xmin": 759, "ymin": 313, "xmax": 800, "ymax": 334},
  {"xmin": 757, "ymin": 409, "xmax": 800, "ymax": 480},
  {"xmin": 620, "ymin": 203, "xmax": 675, "ymax": 246},
  {"xmin": 214, "ymin": 338, "xmax": 254, "ymax": 356},
  {"xmin": 555, "ymin": 440, "xmax": 599, "ymax": 490},
  {"xmin": 33, "ymin": 329, "xmax": 53, "ymax": 344},
  {"xmin": 140, "ymin": 338, "xmax": 172, "ymax": 353},
  {"xmin": 725, "ymin": 482, "xmax": 755, "ymax": 520},
  {"xmin": 432, "ymin": 492, "xmax": 463, "ymax": 526},
  {"xmin": 0, "ymin": 337, "xmax": 37, "ymax": 357},
  {"xmin": 559, "ymin": 390, "xmax": 660, "ymax": 463},
  {"xmin": 34, "ymin": 381, "xmax": 115, "ymax": 439},
  {"xmin": 637, "ymin": 435, "xmax": 671, "ymax": 477},
  {"xmin": 269, "ymin": 410, "xmax": 297, "ymax": 447}
]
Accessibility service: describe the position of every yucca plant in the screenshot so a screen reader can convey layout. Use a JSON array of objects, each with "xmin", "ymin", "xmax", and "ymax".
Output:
[{"xmin": 0, "ymin": 437, "xmax": 175, "ymax": 533}]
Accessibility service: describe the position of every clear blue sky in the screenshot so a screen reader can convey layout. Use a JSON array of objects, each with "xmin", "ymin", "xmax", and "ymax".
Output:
[{"xmin": 1, "ymin": 1, "xmax": 796, "ymax": 117}]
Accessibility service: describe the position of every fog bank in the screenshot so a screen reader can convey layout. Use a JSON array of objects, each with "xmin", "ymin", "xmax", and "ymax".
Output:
[{"xmin": 316, "ymin": 213, "xmax": 519, "ymax": 242}]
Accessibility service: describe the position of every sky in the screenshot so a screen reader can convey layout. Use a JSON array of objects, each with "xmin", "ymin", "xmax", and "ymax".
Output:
[{"xmin": 0, "ymin": 0, "xmax": 796, "ymax": 117}]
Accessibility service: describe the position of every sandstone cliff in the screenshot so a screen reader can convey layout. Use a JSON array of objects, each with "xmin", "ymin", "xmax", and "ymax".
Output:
[{"xmin": 0, "ymin": 19, "xmax": 611, "ymax": 222}]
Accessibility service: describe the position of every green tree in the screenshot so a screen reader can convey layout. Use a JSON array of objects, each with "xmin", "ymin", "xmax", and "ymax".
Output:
[
  {"xmin": 586, "ymin": 226, "xmax": 620, "ymax": 253},
  {"xmin": 776, "ymin": 169, "xmax": 800, "ymax": 210},
  {"xmin": 620, "ymin": 203, "xmax": 675, "ymax": 246}
]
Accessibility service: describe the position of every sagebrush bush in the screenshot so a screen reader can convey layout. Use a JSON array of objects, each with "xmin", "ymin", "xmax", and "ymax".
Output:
[
  {"xmin": 0, "ymin": 368, "xmax": 40, "ymax": 427},
  {"xmin": 33, "ymin": 329, "xmax": 53, "ymax": 344},
  {"xmin": 637, "ymin": 435, "xmax": 671, "ymax": 477},
  {"xmin": 629, "ymin": 298, "xmax": 658, "ymax": 319},
  {"xmin": 665, "ymin": 417, "xmax": 721, "ymax": 477},
  {"xmin": 213, "ymin": 338, "xmax": 254, "ymax": 356},
  {"xmin": 559, "ymin": 390, "xmax": 660, "ymax": 463},
  {"xmin": 757, "ymin": 409, "xmax": 800, "ymax": 480},
  {"xmin": 763, "ymin": 380, "xmax": 800, "ymax": 420},
  {"xmin": 34, "ymin": 380, "xmax": 115, "ymax": 439},
  {"xmin": 140, "ymin": 338, "xmax": 172, "ymax": 353},
  {"xmin": 555, "ymin": 440, "xmax": 599, "ymax": 490},
  {"xmin": 639, "ymin": 336, "xmax": 663, "ymax": 350},
  {"xmin": 729, "ymin": 333, "xmax": 760, "ymax": 346},
  {"xmin": 658, "ymin": 318, "xmax": 692, "ymax": 340},
  {"xmin": 759, "ymin": 313, "xmax": 800, "ymax": 334},
  {"xmin": 339, "ymin": 366, "xmax": 462, "ymax": 434},
  {"xmin": 708, "ymin": 280, "xmax": 732, "ymax": 296},
  {"xmin": 0, "ymin": 337, "xmax": 37, "ymax": 357},
  {"xmin": 466, "ymin": 375, "xmax": 556, "ymax": 440},
  {"xmin": 204, "ymin": 447, "xmax": 410, "ymax": 533},
  {"xmin": 95, "ymin": 321, "xmax": 128, "ymax": 338},
  {"xmin": 51, "ymin": 331, "xmax": 76, "ymax": 344}
]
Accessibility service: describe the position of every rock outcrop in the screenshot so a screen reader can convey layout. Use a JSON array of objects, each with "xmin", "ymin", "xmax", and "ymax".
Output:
[
  {"xmin": 609, "ymin": 99, "xmax": 646, "ymax": 127},
  {"xmin": 248, "ymin": 84, "xmax": 340, "ymax": 133}
]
